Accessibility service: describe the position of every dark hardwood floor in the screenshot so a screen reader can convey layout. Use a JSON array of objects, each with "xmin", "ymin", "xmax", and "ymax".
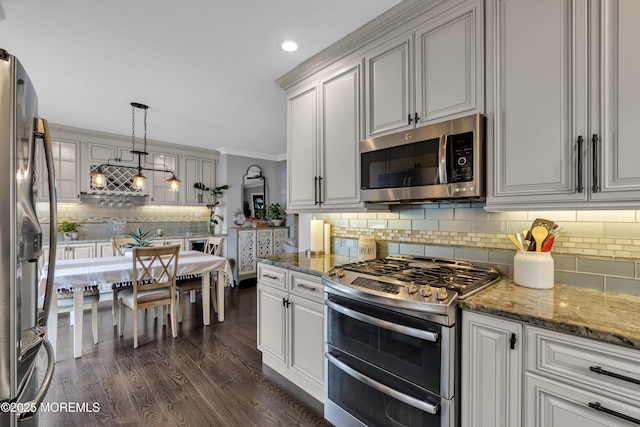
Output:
[{"xmin": 38, "ymin": 286, "xmax": 332, "ymax": 427}]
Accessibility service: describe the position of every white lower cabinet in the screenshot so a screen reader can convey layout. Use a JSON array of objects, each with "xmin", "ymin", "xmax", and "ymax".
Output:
[
  {"xmin": 257, "ymin": 264, "xmax": 324, "ymax": 403},
  {"xmin": 462, "ymin": 311, "xmax": 640, "ymax": 427},
  {"xmin": 461, "ymin": 310, "xmax": 522, "ymax": 427}
]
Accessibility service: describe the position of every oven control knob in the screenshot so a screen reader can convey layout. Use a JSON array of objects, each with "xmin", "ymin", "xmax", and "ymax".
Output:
[
  {"xmin": 435, "ymin": 287, "xmax": 449, "ymax": 301},
  {"xmin": 405, "ymin": 281, "xmax": 418, "ymax": 294},
  {"xmin": 420, "ymin": 286, "xmax": 432, "ymax": 298},
  {"xmin": 336, "ymin": 268, "xmax": 345, "ymax": 278}
]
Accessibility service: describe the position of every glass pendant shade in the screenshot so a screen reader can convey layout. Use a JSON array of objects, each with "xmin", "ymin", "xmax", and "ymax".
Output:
[
  {"xmin": 167, "ymin": 175, "xmax": 181, "ymax": 192},
  {"xmin": 132, "ymin": 172, "xmax": 147, "ymax": 190},
  {"xmin": 91, "ymin": 169, "xmax": 106, "ymax": 188}
]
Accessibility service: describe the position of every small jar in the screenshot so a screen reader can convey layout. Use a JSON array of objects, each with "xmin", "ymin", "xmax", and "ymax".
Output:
[
  {"xmin": 358, "ymin": 236, "xmax": 377, "ymax": 262},
  {"xmin": 513, "ymin": 251, "xmax": 554, "ymax": 289},
  {"xmin": 156, "ymin": 227, "xmax": 164, "ymax": 237}
]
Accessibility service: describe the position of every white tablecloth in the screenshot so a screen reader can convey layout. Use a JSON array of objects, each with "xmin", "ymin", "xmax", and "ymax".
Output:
[{"xmin": 39, "ymin": 250, "xmax": 233, "ymax": 296}]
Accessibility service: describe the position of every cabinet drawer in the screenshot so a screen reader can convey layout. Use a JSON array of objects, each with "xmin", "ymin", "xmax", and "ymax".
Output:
[
  {"xmin": 257, "ymin": 264, "xmax": 287, "ymax": 290},
  {"xmin": 526, "ymin": 326, "xmax": 640, "ymax": 405},
  {"xmin": 289, "ymin": 271, "xmax": 323, "ymax": 302},
  {"xmin": 525, "ymin": 372, "xmax": 640, "ymax": 427}
]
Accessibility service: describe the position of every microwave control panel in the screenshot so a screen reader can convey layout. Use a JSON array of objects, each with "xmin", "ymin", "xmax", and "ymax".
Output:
[{"xmin": 449, "ymin": 131, "xmax": 474, "ymax": 183}]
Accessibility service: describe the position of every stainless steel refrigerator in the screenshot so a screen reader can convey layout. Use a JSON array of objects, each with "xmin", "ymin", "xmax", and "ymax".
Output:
[{"xmin": 0, "ymin": 48, "xmax": 58, "ymax": 426}]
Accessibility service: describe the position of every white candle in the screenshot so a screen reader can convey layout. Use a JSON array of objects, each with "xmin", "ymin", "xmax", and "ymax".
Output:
[
  {"xmin": 324, "ymin": 223, "xmax": 331, "ymax": 254},
  {"xmin": 310, "ymin": 217, "xmax": 324, "ymax": 253}
]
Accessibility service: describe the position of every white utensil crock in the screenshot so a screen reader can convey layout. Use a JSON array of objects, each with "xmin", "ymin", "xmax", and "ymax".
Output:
[{"xmin": 513, "ymin": 251, "xmax": 554, "ymax": 289}]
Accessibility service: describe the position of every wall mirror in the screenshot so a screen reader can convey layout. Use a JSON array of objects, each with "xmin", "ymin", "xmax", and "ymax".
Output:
[{"xmin": 241, "ymin": 165, "xmax": 266, "ymax": 219}]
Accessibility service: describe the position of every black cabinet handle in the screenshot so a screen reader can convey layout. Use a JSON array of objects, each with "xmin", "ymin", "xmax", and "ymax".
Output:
[
  {"xmin": 591, "ymin": 134, "xmax": 599, "ymax": 193},
  {"xmin": 408, "ymin": 114, "xmax": 413, "ymax": 125},
  {"xmin": 263, "ymin": 274, "xmax": 279, "ymax": 281},
  {"xmin": 297, "ymin": 284, "xmax": 317, "ymax": 292},
  {"xmin": 588, "ymin": 402, "xmax": 640, "ymax": 425},
  {"xmin": 414, "ymin": 112, "xmax": 420, "ymax": 124},
  {"xmin": 318, "ymin": 176, "xmax": 323, "ymax": 205},
  {"xmin": 589, "ymin": 366, "xmax": 640, "ymax": 385},
  {"xmin": 509, "ymin": 333, "xmax": 517, "ymax": 350},
  {"xmin": 576, "ymin": 135, "xmax": 583, "ymax": 193},
  {"xmin": 282, "ymin": 298, "xmax": 287, "ymax": 307},
  {"xmin": 314, "ymin": 176, "xmax": 319, "ymax": 205}
]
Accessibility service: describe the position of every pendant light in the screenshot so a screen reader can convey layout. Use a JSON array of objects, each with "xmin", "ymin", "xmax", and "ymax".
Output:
[{"xmin": 89, "ymin": 102, "xmax": 181, "ymax": 192}]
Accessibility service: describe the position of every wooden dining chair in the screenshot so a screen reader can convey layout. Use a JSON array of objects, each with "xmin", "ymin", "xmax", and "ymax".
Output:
[
  {"xmin": 110, "ymin": 237, "xmax": 136, "ymax": 326},
  {"xmin": 175, "ymin": 236, "xmax": 225, "ymax": 322},
  {"xmin": 117, "ymin": 244, "xmax": 180, "ymax": 348}
]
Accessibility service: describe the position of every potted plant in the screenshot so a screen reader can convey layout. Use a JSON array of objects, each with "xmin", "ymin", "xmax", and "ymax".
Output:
[
  {"xmin": 126, "ymin": 227, "xmax": 153, "ymax": 247},
  {"xmin": 57, "ymin": 221, "xmax": 80, "ymax": 241},
  {"xmin": 194, "ymin": 183, "xmax": 229, "ymax": 234},
  {"xmin": 268, "ymin": 203, "xmax": 285, "ymax": 226}
]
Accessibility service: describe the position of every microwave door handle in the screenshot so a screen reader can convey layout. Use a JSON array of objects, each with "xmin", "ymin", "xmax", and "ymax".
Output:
[
  {"xmin": 326, "ymin": 352, "xmax": 440, "ymax": 415},
  {"xmin": 325, "ymin": 300, "xmax": 439, "ymax": 342},
  {"xmin": 438, "ymin": 135, "xmax": 448, "ymax": 185}
]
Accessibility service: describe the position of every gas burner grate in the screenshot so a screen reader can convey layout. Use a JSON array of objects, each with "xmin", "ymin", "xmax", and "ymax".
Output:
[{"xmin": 340, "ymin": 257, "xmax": 499, "ymax": 296}]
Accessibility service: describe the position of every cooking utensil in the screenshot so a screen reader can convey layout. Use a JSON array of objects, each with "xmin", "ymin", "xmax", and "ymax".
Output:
[
  {"xmin": 531, "ymin": 226, "xmax": 548, "ymax": 252},
  {"xmin": 541, "ymin": 236, "xmax": 555, "ymax": 252},
  {"xmin": 509, "ymin": 234, "xmax": 524, "ymax": 251},
  {"xmin": 526, "ymin": 218, "xmax": 556, "ymax": 250}
]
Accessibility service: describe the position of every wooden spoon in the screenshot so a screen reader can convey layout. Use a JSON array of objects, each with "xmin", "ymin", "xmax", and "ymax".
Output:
[
  {"xmin": 509, "ymin": 234, "xmax": 524, "ymax": 251},
  {"xmin": 531, "ymin": 226, "xmax": 549, "ymax": 252}
]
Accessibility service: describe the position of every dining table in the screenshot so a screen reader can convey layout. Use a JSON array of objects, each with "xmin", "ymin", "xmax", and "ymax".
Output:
[{"xmin": 38, "ymin": 250, "xmax": 233, "ymax": 359}]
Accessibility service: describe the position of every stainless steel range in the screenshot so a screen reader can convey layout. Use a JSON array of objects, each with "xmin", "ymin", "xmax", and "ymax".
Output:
[{"xmin": 322, "ymin": 256, "xmax": 499, "ymax": 427}]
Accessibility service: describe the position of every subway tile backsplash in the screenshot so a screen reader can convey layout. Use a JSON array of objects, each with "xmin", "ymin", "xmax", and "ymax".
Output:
[{"xmin": 318, "ymin": 206, "xmax": 640, "ymax": 295}]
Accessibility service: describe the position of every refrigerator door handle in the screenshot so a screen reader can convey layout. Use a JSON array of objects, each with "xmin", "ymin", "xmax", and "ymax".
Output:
[
  {"xmin": 16, "ymin": 339, "xmax": 54, "ymax": 422},
  {"xmin": 35, "ymin": 118, "xmax": 57, "ymax": 327}
]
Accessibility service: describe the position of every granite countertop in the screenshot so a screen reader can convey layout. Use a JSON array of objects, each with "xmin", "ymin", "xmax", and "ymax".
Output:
[
  {"xmin": 257, "ymin": 254, "xmax": 640, "ymax": 350},
  {"xmin": 257, "ymin": 253, "xmax": 355, "ymax": 277},
  {"xmin": 460, "ymin": 279, "xmax": 640, "ymax": 350}
]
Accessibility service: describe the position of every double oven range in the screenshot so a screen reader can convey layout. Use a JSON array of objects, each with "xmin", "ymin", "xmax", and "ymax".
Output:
[{"xmin": 322, "ymin": 256, "xmax": 499, "ymax": 427}]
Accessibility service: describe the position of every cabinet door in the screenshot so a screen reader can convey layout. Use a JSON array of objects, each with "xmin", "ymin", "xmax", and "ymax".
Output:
[
  {"xmin": 273, "ymin": 228, "xmax": 289, "ymax": 255},
  {"xmin": 288, "ymin": 294, "xmax": 324, "ymax": 387},
  {"xmin": 257, "ymin": 284, "xmax": 287, "ymax": 364},
  {"xmin": 183, "ymin": 157, "xmax": 200, "ymax": 204},
  {"xmin": 43, "ymin": 140, "xmax": 79, "ymax": 201},
  {"xmin": 591, "ymin": 0, "xmax": 640, "ymax": 201},
  {"xmin": 462, "ymin": 310, "xmax": 522, "ymax": 427},
  {"xmin": 68, "ymin": 243, "xmax": 95, "ymax": 259},
  {"xmin": 237, "ymin": 230, "xmax": 256, "ymax": 277},
  {"xmin": 320, "ymin": 62, "xmax": 363, "ymax": 209},
  {"xmin": 525, "ymin": 373, "xmax": 640, "ymax": 427},
  {"xmin": 488, "ymin": 0, "xmax": 588, "ymax": 207},
  {"xmin": 256, "ymin": 229, "xmax": 273, "ymax": 258},
  {"xmin": 150, "ymin": 153, "xmax": 178, "ymax": 204},
  {"xmin": 287, "ymin": 84, "xmax": 319, "ymax": 210},
  {"xmin": 414, "ymin": 0, "xmax": 483, "ymax": 124},
  {"xmin": 364, "ymin": 34, "xmax": 413, "ymax": 137},
  {"xmin": 96, "ymin": 242, "xmax": 114, "ymax": 257}
]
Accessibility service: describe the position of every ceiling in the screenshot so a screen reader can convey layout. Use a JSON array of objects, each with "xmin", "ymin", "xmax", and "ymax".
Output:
[{"xmin": 0, "ymin": 0, "xmax": 402, "ymax": 160}]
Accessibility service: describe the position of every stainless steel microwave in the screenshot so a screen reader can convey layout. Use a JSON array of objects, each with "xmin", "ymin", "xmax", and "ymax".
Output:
[{"xmin": 360, "ymin": 113, "xmax": 485, "ymax": 204}]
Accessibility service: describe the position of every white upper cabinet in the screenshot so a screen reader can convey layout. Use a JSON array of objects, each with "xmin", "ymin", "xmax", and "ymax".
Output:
[
  {"xmin": 487, "ymin": 0, "xmax": 640, "ymax": 210},
  {"xmin": 287, "ymin": 83, "xmax": 318, "ymax": 210},
  {"xmin": 37, "ymin": 139, "xmax": 80, "ymax": 202},
  {"xmin": 414, "ymin": 1, "xmax": 483, "ymax": 124},
  {"xmin": 149, "ymin": 152, "xmax": 178, "ymax": 204},
  {"xmin": 182, "ymin": 157, "xmax": 216, "ymax": 205},
  {"xmin": 364, "ymin": 34, "xmax": 413, "ymax": 136},
  {"xmin": 365, "ymin": 0, "xmax": 484, "ymax": 138},
  {"xmin": 287, "ymin": 61, "xmax": 364, "ymax": 212}
]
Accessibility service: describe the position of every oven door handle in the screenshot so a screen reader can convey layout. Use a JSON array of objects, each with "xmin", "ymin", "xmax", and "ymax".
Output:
[
  {"xmin": 325, "ymin": 300, "xmax": 439, "ymax": 342},
  {"xmin": 326, "ymin": 352, "xmax": 440, "ymax": 415}
]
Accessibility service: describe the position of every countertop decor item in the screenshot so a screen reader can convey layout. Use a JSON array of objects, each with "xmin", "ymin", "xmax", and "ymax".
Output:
[
  {"xmin": 193, "ymin": 182, "xmax": 229, "ymax": 234},
  {"xmin": 269, "ymin": 203, "xmax": 284, "ymax": 226},
  {"xmin": 232, "ymin": 208, "xmax": 246, "ymax": 226},
  {"xmin": 513, "ymin": 251, "xmax": 554, "ymax": 289},
  {"xmin": 309, "ymin": 217, "xmax": 324, "ymax": 255},
  {"xmin": 57, "ymin": 221, "xmax": 80, "ymax": 241}
]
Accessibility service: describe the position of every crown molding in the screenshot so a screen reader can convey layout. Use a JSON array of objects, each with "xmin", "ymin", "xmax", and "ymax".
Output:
[
  {"xmin": 276, "ymin": 0, "xmax": 447, "ymax": 90},
  {"xmin": 216, "ymin": 146, "xmax": 286, "ymax": 162}
]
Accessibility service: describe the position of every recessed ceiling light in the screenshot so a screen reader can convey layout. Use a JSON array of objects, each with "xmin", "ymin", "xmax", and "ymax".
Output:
[{"xmin": 279, "ymin": 39, "xmax": 299, "ymax": 53}]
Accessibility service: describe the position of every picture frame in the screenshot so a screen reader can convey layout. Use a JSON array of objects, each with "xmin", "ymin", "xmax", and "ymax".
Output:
[{"xmin": 251, "ymin": 193, "xmax": 265, "ymax": 218}]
